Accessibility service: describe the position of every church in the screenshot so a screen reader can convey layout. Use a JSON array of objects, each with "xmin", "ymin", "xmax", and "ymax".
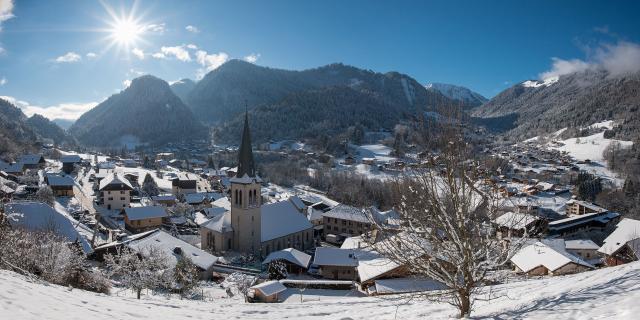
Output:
[{"xmin": 200, "ymin": 113, "xmax": 314, "ymax": 257}]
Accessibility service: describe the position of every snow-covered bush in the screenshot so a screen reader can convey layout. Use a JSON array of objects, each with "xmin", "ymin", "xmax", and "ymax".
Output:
[
  {"xmin": 173, "ymin": 257, "xmax": 200, "ymax": 296},
  {"xmin": 103, "ymin": 246, "xmax": 169, "ymax": 299},
  {"xmin": 36, "ymin": 186, "xmax": 55, "ymax": 206},
  {"xmin": 267, "ymin": 260, "xmax": 288, "ymax": 280}
]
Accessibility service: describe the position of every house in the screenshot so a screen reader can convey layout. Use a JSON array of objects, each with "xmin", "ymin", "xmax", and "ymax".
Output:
[
  {"xmin": 0, "ymin": 161, "xmax": 24, "ymax": 175},
  {"xmin": 171, "ymin": 173, "xmax": 198, "ymax": 196},
  {"xmin": 184, "ymin": 192, "xmax": 225, "ymax": 208},
  {"xmin": 322, "ymin": 204, "xmax": 371, "ymax": 241},
  {"xmin": 565, "ymin": 200, "xmax": 607, "ymax": 216},
  {"xmin": 123, "ymin": 206, "xmax": 168, "ymax": 233},
  {"xmin": 565, "ymin": 239, "xmax": 600, "ymax": 261},
  {"xmin": 493, "ymin": 212, "xmax": 544, "ymax": 238},
  {"xmin": 60, "ymin": 154, "xmax": 82, "ymax": 174},
  {"xmin": 18, "ymin": 154, "xmax": 45, "ymax": 169},
  {"xmin": 125, "ymin": 230, "xmax": 218, "ymax": 280},
  {"xmin": 99, "ymin": 173, "xmax": 134, "ymax": 210},
  {"xmin": 200, "ymin": 114, "xmax": 314, "ymax": 257},
  {"xmin": 344, "ymin": 155, "xmax": 355, "ymax": 165},
  {"xmin": 3, "ymin": 201, "xmax": 92, "ymax": 254},
  {"xmin": 313, "ymin": 247, "xmax": 359, "ymax": 280},
  {"xmin": 510, "ymin": 240, "xmax": 594, "ymax": 276},
  {"xmin": 598, "ymin": 218, "xmax": 640, "ymax": 266},
  {"xmin": 262, "ymin": 248, "xmax": 312, "ymax": 274},
  {"xmin": 249, "ymin": 280, "xmax": 287, "ymax": 303},
  {"xmin": 44, "ymin": 173, "xmax": 75, "ymax": 197},
  {"xmin": 151, "ymin": 194, "xmax": 177, "ymax": 207},
  {"xmin": 547, "ymin": 211, "xmax": 620, "ymax": 238}
]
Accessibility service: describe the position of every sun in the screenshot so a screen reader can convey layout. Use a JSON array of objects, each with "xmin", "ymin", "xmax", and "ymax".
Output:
[{"xmin": 110, "ymin": 17, "xmax": 143, "ymax": 46}]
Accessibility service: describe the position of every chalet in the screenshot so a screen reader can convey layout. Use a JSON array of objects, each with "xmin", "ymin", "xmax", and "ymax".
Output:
[
  {"xmin": 249, "ymin": 281, "xmax": 287, "ymax": 303},
  {"xmin": 313, "ymin": 247, "xmax": 359, "ymax": 280},
  {"xmin": 598, "ymin": 218, "xmax": 640, "ymax": 266},
  {"xmin": 262, "ymin": 248, "xmax": 312, "ymax": 273},
  {"xmin": 547, "ymin": 211, "xmax": 620, "ymax": 238},
  {"xmin": 0, "ymin": 161, "xmax": 24, "ymax": 175},
  {"xmin": 493, "ymin": 212, "xmax": 545, "ymax": 238},
  {"xmin": 565, "ymin": 239, "xmax": 600, "ymax": 261},
  {"xmin": 343, "ymin": 155, "xmax": 355, "ymax": 165},
  {"xmin": 60, "ymin": 154, "xmax": 82, "ymax": 174},
  {"xmin": 510, "ymin": 240, "xmax": 594, "ymax": 276},
  {"xmin": 123, "ymin": 206, "xmax": 168, "ymax": 233},
  {"xmin": 99, "ymin": 174, "xmax": 134, "ymax": 210},
  {"xmin": 18, "ymin": 154, "xmax": 45, "ymax": 169},
  {"xmin": 565, "ymin": 200, "xmax": 607, "ymax": 216},
  {"xmin": 44, "ymin": 173, "xmax": 75, "ymax": 197},
  {"xmin": 323, "ymin": 204, "xmax": 371, "ymax": 241},
  {"xmin": 362, "ymin": 157, "xmax": 376, "ymax": 165},
  {"xmin": 171, "ymin": 172, "xmax": 198, "ymax": 196}
]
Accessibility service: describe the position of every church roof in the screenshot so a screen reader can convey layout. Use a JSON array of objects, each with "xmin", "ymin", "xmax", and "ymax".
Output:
[{"xmin": 236, "ymin": 111, "xmax": 256, "ymax": 178}]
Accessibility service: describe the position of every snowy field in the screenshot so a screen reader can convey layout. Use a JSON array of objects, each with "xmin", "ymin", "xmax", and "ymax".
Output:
[
  {"xmin": 354, "ymin": 144, "xmax": 395, "ymax": 162},
  {"xmin": 1, "ymin": 261, "xmax": 640, "ymax": 319},
  {"xmin": 549, "ymin": 131, "xmax": 633, "ymax": 162}
]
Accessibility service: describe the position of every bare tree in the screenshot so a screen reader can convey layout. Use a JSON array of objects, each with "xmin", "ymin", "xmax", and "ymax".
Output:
[
  {"xmin": 104, "ymin": 246, "xmax": 169, "ymax": 299},
  {"xmin": 36, "ymin": 186, "xmax": 55, "ymax": 206},
  {"xmin": 370, "ymin": 138, "xmax": 525, "ymax": 318}
]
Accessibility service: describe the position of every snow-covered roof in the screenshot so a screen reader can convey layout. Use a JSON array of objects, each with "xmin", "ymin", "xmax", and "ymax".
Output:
[
  {"xmin": 494, "ymin": 212, "xmax": 539, "ymax": 230},
  {"xmin": 323, "ymin": 204, "xmax": 370, "ymax": 223},
  {"xmin": 229, "ymin": 173, "xmax": 263, "ymax": 184},
  {"xmin": 18, "ymin": 154, "xmax": 44, "ymax": 165},
  {"xmin": 261, "ymin": 199, "xmax": 313, "ymax": 242},
  {"xmin": 565, "ymin": 239, "xmax": 599, "ymax": 251},
  {"xmin": 510, "ymin": 240, "xmax": 594, "ymax": 273},
  {"xmin": 566, "ymin": 200, "xmax": 607, "ymax": 213},
  {"xmin": 251, "ymin": 280, "xmax": 286, "ymax": 296},
  {"xmin": 374, "ymin": 278, "xmax": 446, "ymax": 294},
  {"xmin": 127, "ymin": 230, "xmax": 219, "ymax": 271},
  {"xmin": 212, "ymin": 197, "xmax": 231, "ymax": 210},
  {"xmin": 313, "ymin": 247, "xmax": 358, "ymax": 267},
  {"xmin": 60, "ymin": 154, "xmax": 82, "ymax": 163},
  {"xmin": 355, "ymin": 249, "xmax": 401, "ymax": 283},
  {"xmin": 0, "ymin": 162, "xmax": 23, "ymax": 173},
  {"xmin": 598, "ymin": 218, "xmax": 640, "ymax": 256},
  {"xmin": 200, "ymin": 210, "xmax": 232, "ymax": 233},
  {"xmin": 290, "ymin": 195, "xmax": 306, "ymax": 211},
  {"xmin": 151, "ymin": 194, "xmax": 177, "ymax": 202},
  {"xmin": 46, "ymin": 174, "xmax": 75, "ymax": 187},
  {"xmin": 99, "ymin": 173, "xmax": 134, "ymax": 191},
  {"xmin": 185, "ymin": 192, "xmax": 224, "ymax": 204},
  {"xmin": 262, "ymin": 248, "xmax": 312, "ymax": 269},
  {"xmin": 124, "ymin": 206, "xmax": 168, "ymax": 221},
  {"xmin": 4, "ymin": 201, "xmax": 93, "ymax": 254}
]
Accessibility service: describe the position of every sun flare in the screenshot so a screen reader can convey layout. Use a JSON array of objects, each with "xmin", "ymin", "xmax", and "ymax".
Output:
[{"xmin": 110, "ymin": 18, "xmax": 143, "ymax": 46}]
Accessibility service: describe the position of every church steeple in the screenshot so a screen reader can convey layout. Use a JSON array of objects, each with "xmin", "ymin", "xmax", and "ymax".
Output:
[{"xmin": 236, "ymin": 111, "xmax": 256, "ymax": 178}]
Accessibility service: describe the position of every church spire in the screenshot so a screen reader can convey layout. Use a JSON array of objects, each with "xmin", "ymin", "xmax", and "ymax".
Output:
[{"xmin": 236, "ymin": 110, "xmax": 256, "ymax": 178}]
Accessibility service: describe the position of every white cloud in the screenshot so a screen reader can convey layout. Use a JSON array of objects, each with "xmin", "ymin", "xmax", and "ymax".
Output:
[
  {"xmin": 86, "ymin": 52, "xmax": 97, "ymax": 59},
  {"xmin": 195, "ymin": 50, "xmax": 229, "ymax": 79},
  {"xmin": 132, "ymin": 48, "xmax": 145, "ymax": 60},
  {"xmin": 54, "ymin": 52, "xmax": 81, "ymax": 63},
  {"xmin": 123, "ymin": 79, "xmax": 132, "ymax": 88},
  {"xmin": 186, "ymin": 44, "xmax": 198, "ymax": 50},
  {"xmin": 154, "ymin": 45, "xmax": 191, "ymax": 61},
  {"xmin": 244, "ymin": 53, "xmax": 261, "ymax": 63},
  {"xmin": 142, "ymin": 23, "xmax": 166, "ymax": 34},
  {"xmin": 0, "ymin": 76, "xmax": 6, "ymax": 85},
  {"xmin": 185, "ymin": 25, "xmax": 199, "ymax": 33},
  {"xmin": 0, "ymin": 0, "xmax": 14, "ymax": 24},
  {"xmin": 0, "ymin": 95, "xmax": 98, "ymax": 121},
  {"xmin": 539, "ymin": 41, "xmax": 640, "ymax": 80},
  {"xmin": 127, "ymin": 68, "xmax": 145, "ymax": 77}
]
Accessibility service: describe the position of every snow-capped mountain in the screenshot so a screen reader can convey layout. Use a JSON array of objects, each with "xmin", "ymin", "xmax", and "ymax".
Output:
[{"xmin": 424, "ymin": 83, "xmax": 488, "ymax": 107}]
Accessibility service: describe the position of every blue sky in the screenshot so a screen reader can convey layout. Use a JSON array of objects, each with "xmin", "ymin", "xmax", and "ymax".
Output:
[{"xmin": 0, "ymin": 0, "xmax": 639, "ymax": 120}]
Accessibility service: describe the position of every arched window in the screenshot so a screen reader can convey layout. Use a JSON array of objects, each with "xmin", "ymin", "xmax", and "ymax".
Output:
[
  {"xmin": 234, "ymin": 189, "xmax": 238, "ymax": 205},
  {"xmin": 239, "ymin": 190, "xmax": 242, "ymax": 206},
  {"xmin": 248, "ymin": 191, "xmax": 252, "ymax": 206}
]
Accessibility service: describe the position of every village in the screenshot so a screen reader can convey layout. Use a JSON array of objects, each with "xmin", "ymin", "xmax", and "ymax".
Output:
[{"xmin": 0, "ymin": 113, "xmax": 638, "ymax": 306}]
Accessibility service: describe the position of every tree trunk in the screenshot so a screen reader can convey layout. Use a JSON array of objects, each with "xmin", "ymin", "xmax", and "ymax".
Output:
[
  {"xmin": 459, "ymin": 290, "xmax": 471, "ymax": 318},
  {"xmin": 137, "ymin": 289, "xmax": 141, "ymax": 299}
]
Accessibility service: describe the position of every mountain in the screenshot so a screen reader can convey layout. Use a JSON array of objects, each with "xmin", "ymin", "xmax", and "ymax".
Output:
[
  {"xmin": 425, "ymin": 83, "xmax": 488, "ymax": 108},
  {"xmin": 69, "ymin": 75, "xmax": 207, "ymax": 147},
  {"xmin": 52, "ymin": 118, "xmax": 75, "ymax": 130},
  {"xmin": 472, "ymin": 70, "xmax": 640, "ymax": 140},
  {"xmin": 170, "ymin": 78, "xmax": 196, "ymax": 102},
  {"xmin": 187, "ymin": 59, "xmax": 455, "ymax": 124},
  {"xmin": 26, "ymin": 114, "xmax": 72, "ymax": 145}
]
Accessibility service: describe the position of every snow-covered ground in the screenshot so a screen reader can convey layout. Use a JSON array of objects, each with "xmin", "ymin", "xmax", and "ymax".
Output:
[
  {"xmin": 549, "ymin": 131, "xmax": 633, "ymax": 162},
  {"xmin": 354, "ymin": 144, "xmax": 395, "ymax": 163},
  {"xmin": 2, "ymin": 261, "xmax": 640, "ymax": 319}
]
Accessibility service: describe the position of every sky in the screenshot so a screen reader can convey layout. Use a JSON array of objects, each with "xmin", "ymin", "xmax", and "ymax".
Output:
[{"xmin": 0, "ymin": 0, "xmax": 639, "ymax": 121}]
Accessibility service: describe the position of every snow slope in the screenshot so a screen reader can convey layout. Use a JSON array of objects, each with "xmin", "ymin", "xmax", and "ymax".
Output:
[
  {"xmin": 550, "ymin": 131, "xmax": 633, "ymax": 162},
  {"xmin": 1, "ymin": 262, "xmax": 640, "ymax": 319}
]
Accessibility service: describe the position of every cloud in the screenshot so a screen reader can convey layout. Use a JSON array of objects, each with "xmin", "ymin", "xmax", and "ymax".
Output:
[
  {"xmin": 539, "ymin": 41, "xmax": 640, "ymax": 80},
  {"xmin": 123, "ymin": 79, "xmax": 132, "ymax": 88},
  {"xmin": 54, "ymin": 52, "xmax": 81, "ymax": 63},
  {"xmin": 0, "ymin": 0, "xmax": 14, "ymax": 24},
  {"xmin": 244, "ymin": 53, "xmax": 260, "ymax": 63},
  {"xmin": 127, "ymin": 68, "xmax": 145, "ymax": 77},
  {"xmin": 154, "ymin": 45, "xmax": 191, "ymax": 61},
  {"xmin": 186, "ymin": 44, "xmax": 197, "ymax": 50},
  {"xmin": 142, "ymin": 23, "xmax": 166, "ymax": 34},
  {"xmin": 0, "ymin": 95, "xmax": 98, "ymax": 121},
  {"xmin": 0, "ymin": 76, "xmax": 6, "ymax": 85},
  {"xmin": 132, "ymin": 48, "xmax": 145, "ymax": 60},
  {"xmin": 185, "ymin": 25, "xmax": 199, "ymax": 33},
  {"xmin": 86, "ymin": 52, "xmax": 97, "ymax": 59},
  {"xmin": 195, "ymin": 50, "xmax": 228, "ymax": 79}
]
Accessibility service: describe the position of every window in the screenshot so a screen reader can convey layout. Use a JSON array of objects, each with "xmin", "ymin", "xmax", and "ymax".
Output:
[
  {"xmin": 234, "ymin": 189, "xmax": 238, "ymax": 205},
  {"xmin": 108, "ymin": 197, "xmax": 113, "ymax": 201},
  {"xmin": 120, "ymin": 197, "xmax": 125, "ymax": 201},
  {"xmin": 342, "ymin": 220, "xmax": 347, "ymax": 226},
  {"xmin": 239, "ymin": 190, "xmax": 243, "ymax": 206},
  {"xmin": 120, "ymin": 191, "xmax": 124, "ymax": 194}
]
